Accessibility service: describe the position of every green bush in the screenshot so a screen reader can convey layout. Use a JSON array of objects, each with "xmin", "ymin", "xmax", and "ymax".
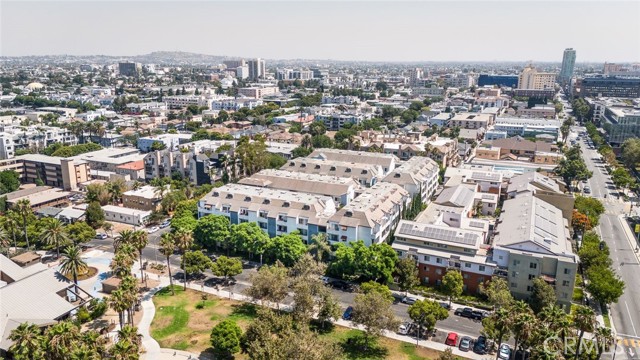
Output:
[
  {"xmin": 89, "ymin": 298, "xmax": 107, "ymax": 319},
  {"xmin": 76, "ymin": 307, "xmax": 91, "ymax": 324}
]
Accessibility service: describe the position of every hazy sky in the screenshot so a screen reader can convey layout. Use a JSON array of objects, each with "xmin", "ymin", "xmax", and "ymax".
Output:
[{"xmin": 1, "ymin": 1, "xmax": 639, "ymax": 62}]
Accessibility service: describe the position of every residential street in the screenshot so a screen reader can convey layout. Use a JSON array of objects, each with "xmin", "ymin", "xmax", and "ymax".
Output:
[
  {"xmin": 88, "ymin": 226, "xmax": 485, "ymax": 342},
  {"xmin": 576, "ymin": 129, "xmax": 640, "ymax": 360}
]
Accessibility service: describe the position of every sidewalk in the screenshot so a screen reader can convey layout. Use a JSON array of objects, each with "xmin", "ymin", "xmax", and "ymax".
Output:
[{"xmin": 136, "ymin": 271, "xmax": 489, "ymax": 360}]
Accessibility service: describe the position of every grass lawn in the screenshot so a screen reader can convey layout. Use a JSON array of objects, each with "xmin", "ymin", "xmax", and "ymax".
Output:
[{"xmin": 150, "ymin": 285, "xmax": 459, "ymax": 359}]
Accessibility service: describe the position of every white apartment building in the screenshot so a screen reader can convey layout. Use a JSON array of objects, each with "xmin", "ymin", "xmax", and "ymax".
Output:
[
  {"xmin": 237, "ymin": 87, "xmax": 279, "ymax": 99},
  {"xmin": 518, "ymin": 65, "xmax": 556, "ymax": 90},
  {"xmin": 327, "ymin": 182, "xmax": 409, "ymax": 246},
  {"xmin": 382, "ymin": 156, "xmax": 439, "ymax": 203},
  {"xmin": 210, "ymin": 98, "xmax": 264, "ymax": 111},
  {"xmin": 308, "ymin": 149, "xmax": 398, "ymax": 175},
  {"xmin": 137, "ymin": 133, "xmax": 193, "ymax": 152},
  {"xmin": 164, "ymin": 96, "xmax": 211, "ymax": 109},
  {"xmin": 282, "ymin": 157, "xmax": 385, "ymax": 187},
  {"xmin": 0, "ymin": 125, "xmax": 78, "ymax": 159}
]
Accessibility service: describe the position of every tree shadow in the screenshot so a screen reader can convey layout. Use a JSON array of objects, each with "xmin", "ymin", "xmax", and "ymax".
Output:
[
  {"xmin": 309, "ymin": 319, "xmax": 335, "ymax": 335},
  {"xmin": 340, "ymin": 333, "xmax": 388, "ymax": 360},
  {"xmin": 229, "ymin": 303, "xmax": 258, "ymax": 320}
]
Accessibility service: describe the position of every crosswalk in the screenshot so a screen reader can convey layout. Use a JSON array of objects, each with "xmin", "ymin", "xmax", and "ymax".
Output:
[{"xmin": 619, "ymin": 337, "xmax": 640, "ymax": 348}]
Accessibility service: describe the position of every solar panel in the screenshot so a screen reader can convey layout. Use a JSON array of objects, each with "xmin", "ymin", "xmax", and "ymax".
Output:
[
  {"xmin": 398, "ymin": 223, "xmax": 478, "ymax": 246},
  {"xmin": 472, "ymin": 172, "xmax": 501, "ymax": 182}
]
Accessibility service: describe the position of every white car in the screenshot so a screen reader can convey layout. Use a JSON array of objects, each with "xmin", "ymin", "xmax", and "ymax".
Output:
[
  {"xmin": 398, "ymin": 322, "xmax": 411, "ymax": 335},
  {"xmin": 147, "ymin": 226, "xmax": 159, "ymax": 234},
  {"xmin": 498, "ymin": 343, "xmax": 512, "ymax": 360}
]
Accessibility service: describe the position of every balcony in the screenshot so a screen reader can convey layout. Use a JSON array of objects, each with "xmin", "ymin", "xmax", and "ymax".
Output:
[
  {"xmin": 493, "ymin": 267, "xmax": 508, "ymax": 278},
  {"xmin": 540, "ymin": 274, "xmax": 556, "ymax": 286}
]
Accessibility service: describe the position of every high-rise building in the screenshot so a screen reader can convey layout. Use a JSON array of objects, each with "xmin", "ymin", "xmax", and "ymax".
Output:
[
  {"xmin": 247, "ymin": 58, "xmax": 266, "ymax": 80},
  {"xmin": 518, "ymin": 65, "xmax": 556, "ymax": 90},
  {"xmin": 558, "ymin": 48, "xmax": 576, "ymax": 83},
  {"xmin": 224, "ymin": 59, "xmax": 246, "ymax": 69},
  {"xmin": 118, "ymin": 62, "xmax": 141, "ymax": 77},
  {"xmin": 409, "ymin": 68, "xmax": 423, "ymax": 86}
]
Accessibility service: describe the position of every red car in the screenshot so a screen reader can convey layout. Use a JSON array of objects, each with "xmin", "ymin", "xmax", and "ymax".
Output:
[{"xmin": 445, "ymin": 332, "xmax": 459, "ymax": 346}]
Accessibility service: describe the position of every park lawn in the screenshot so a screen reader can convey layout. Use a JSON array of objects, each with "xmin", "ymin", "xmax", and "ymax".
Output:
[
  {"xmin": 150, "ymin": 286, "xmax": 257, "ymax": 354},
  {"xmin": 150, "ymin": 285, "xmax": 461, "ymax": 359}
]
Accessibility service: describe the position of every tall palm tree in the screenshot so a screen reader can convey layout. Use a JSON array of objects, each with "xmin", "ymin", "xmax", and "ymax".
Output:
[
  {"xmin": 511, "ymin": 301, "xmax": 536, "ymax": 360},
  {"xmin": 159, "ymin": 233, "xmax": 176, "ymax": 295},
  {"xmin": 573, "ymin": 305, "xmax": 596, "ymax": 360},
  {"xmin": 4, "ymin": 212, "xmax": 20, "ymax": 253},
  {"xmin": 69, "ymin": 343, "xmax": 101, "ymax": 360},
  {"xmin": 131, "ymin": 230, "xmax": 148, "ymax": 286},
  {"xmin": 120, "ymin": 276, "xmax": 139, "ymax": 325},
  {"xmin": 13, "ymin": 199, "xmax": 32, "ymax": 249},
  {"xmin": 593, "ymin": 326, "xmax": 614, "ymax": 360},
  {"xmin": 308, "ymin": 233, "xmax": 331, "ymax": 262},
  {"xmin": 107, "ymin": 179, "xmax": 127, "ymax": 205},
  {"xmin": 40, "ymin": 218, "xmax": 69, "ymax": 259},
  {"xmin": 539, "ymin": 305, "xmax": 571, "ymax": 343},
  {"xmin": 174, "ymin": 228, "xmax": 194, "ymax": 290},
  {"xmin": 111, "ymin": 244, "xmax": 136, "ymax": 277},
  {"xmin": 114, "ymin": 229, "xmax": 135, "ymax": 252},
  {"xmin": 8, "ymin": 323, "xmax": 45, "ymax": 359},
  {"xmin": 301, "ymin": 134, "xmax": 313, "ymax": 149},
  {"xmin": 109, "ymin": 289, "xmax": 129, "ymax": 330},
  {"xmin": 81, "ymin": 330, "xmax": 108, "ymax": 358},
  {"xmin": 0, "ymin": 225, "xmax": 10, "ymax": 255},
  {"xmin": 60, "ymin": 245, "xmax": 88, "ymax": 291}
]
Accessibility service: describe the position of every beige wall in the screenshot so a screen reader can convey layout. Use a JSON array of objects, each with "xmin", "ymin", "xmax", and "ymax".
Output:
[{"xmin": 476, "ymin": 148, "xmax": 500, "ymax": 160}]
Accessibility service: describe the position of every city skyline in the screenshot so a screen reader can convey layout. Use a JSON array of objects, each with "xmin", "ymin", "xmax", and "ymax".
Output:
[{"xmin": 1, "ymin": 1, "xmax": 639, "ymax": 62}]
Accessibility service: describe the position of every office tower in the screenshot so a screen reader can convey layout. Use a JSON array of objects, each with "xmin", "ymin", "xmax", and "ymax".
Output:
[
  {"xmin": 118, "ymin": 62, "xmax": 141, "ymax": 77},
  {"xmin": 559, "ymin": 48, "xmax": 576, "ymax": 83},
  {"xmin": 248, "ymin": 58, "xmax": 266, "ymax": 80}
]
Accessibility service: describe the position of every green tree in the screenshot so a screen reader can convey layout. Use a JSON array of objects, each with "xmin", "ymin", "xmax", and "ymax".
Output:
[
  {"xmin": 441, "ymin": 269, "xmax": 464, "ymax": 306},
  {"xmin": 291, "ymin": 146, "xmax": 313, "ymax": 158},
  {"xmin": 174, "ymin": 228, "xmax": 194, "ymax": 290},
  {"xmin": 309, "ymin": 121, "xmax": 326, "ymax": 136},
  {"xmin": 245, "ymin": 263, "xmax": 290, "ymax": 307},
  {"xmin": 150, "ymin": 141, "xmax": 166, "ymax": 151},
  {"xmin": 39, "ymin": 218, "xmax": 69, "ymax": 258},
  {"xmin": 481, "ymin": 307, "xmax": 512, "ymax": 355},
  {"xmin": 396, "ymin": 257, "xmax": 419, "ymax": 295},
  {"xmin": 408, "ymin": 299, "xmax": 449, "ymax": 341},
  {"xmin": 622, "ymin": 138, "xmax": 640, "ymax": 169},
  {"xmin": 529, "ymin": 277, "xmax": 557, "ymax": 314},
  {"xmin": 266, "ymin": 232, "xmax": 306, "ymax": 267},
  {"xmin": 182, "ymin": 250, "xmax": 212, "ymax": 279},
  {"xmin": 573, "ymin": 305, "xmax": 596, "ymax": 360},
  {"xmin": 231, "ymin": 222, "xmax": 271, "ymax": 262},
  {"xmin": 351, "ymin": 291, "xmax": 400, "ymax": 347},
  {"xmin": 479, "ymin": 277, "xmax": 513, "ymax": 309},
  {"xmin": 131, "ymin": 230, "xmax": 148, "ymax": 285},
  {"xmin": 85, "ymin": 201, "xmax": 105, "ymax": 229},
  {"xmin": 586, "ymin": 265, "xmax": 625, "ymax": 305},
  {"xmin": 0, "ymin": 170, "xmax": 20, "ymax": 194},
  {"xmin": 311, "ymin": 134, "xmax": 334, "ymax": 148},
  {"xmin": 8, "ymin": 323, "xmax": 45, "ymax": 360},
  {"xmin": 360, "ymin": 281, "xmax": 394, "ymax": 302},
  {"xmin": 574, "ymin": 196, "xmax": 605, "ymax": 227},
  {"xmin": 211, "ymin": 255, "xmax": 243, "ymax": 282},
  {"xmin": 158, "ymin": 233, "xmax": 176, "ymax": 295},
  {"xmin": 611, "ymin": 167, "xmax": 635, "ymax": 192},
  {"xmin": 14, "ymin": 199, "xmax": 33, "ymax": 248},
  {"xmin": 59, "ymin": 245, "xmax": 88, "ymax": 289},
  {"xmin": 210, "ymin": 320, "xmax": 243, "ymax": 357},
  {"xmin": 308, "ymin": 233, "xmax": 331, "ymax": 262}
]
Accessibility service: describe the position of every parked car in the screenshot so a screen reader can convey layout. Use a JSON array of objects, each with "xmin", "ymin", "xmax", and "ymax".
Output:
[
  {"xmin": 147, "ymin": 226, "xmax": 160, "ymax": 234},
  {"xmin": 459, "ymin": 336, "xmax": 472, "ymax": 352},
  {"xmin": 329, "ymin": 279, "xmax": 353, "ymax": 291},
  {"xmin": 445, "ymin": 332, "xmax": 459, "ymax": 346},
  {"xmin": 515, "ymin": 349, "xmax": 531, "ymax": 360},
  {"xmin": 583, "ymin": 187, "xmax": 591, "ymax": 194},
  {"xmin": 401, "ymin": 296, "xmax": 418, "ymax": 305},
  {"xmin": 392, "ymin": 293, "xmax": 405, "ymax": 303},
  {"xmin": 471, "ymin": 310, "xmax": 485, "ymax": 320},
  {"xmin": 439, "ymin": 302, "xmax": 451, "ymax": 310},
  {"xmin": 159, "ymin": 220, "xmax": 171, "ymax": 228},
  {"xmin": 95, "ymin": 233, "xmax": 108, "ymax": 240},
  {"xmin": 454, "ymin": 307, "xmax": 474, "ymax": 318},
  {"xmin": 473, "ymin": 335, "xmax": 487, "ymax": 354},
  {"xmin": 498, "ymin": 344, "xmax": 512, "ymax": 360},
  {"xmin": 397, "ymin": 322, "xmax": 411, "ymax": 335},
  {"xmin": 342, "ymin": 306, "xmax": 353, "ymax": 320}
]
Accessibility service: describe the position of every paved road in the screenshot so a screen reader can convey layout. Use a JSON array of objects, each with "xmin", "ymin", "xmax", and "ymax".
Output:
[
  {"xmin": 576, "ymin": 130, "xmax": 640, "ymax": 360},
  {"xmin": 88, "ymin": 227, "xmax": 484, "ymax": 340}
]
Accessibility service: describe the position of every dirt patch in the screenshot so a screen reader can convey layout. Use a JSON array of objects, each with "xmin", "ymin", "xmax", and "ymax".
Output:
[{"xmin": 66, "ymin": 266, "xmax": 98, "ymax": 281}]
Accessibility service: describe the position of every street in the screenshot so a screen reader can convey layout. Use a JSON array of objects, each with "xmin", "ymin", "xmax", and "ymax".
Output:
[
  {"xmin": 575, "ymin": 129, "xmax": 640, "ymax": 360},
  {"xmin": 88, "ymin": 226, "xmax": 485, "ymax": 341}
]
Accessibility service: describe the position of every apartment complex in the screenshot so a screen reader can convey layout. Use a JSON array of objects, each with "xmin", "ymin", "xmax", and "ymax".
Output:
[
  {"xmin": 580, "ymin": 77, "xmax": 640, "ymax": 98},
  {"xmin": 592, "ymin": 101, "xmax": 640, "ymax": 147},
  {"xmin": 198, "ymin": 184, "xmax": 337, "ymax": 243},
  {"xmin": 239, "ymin": 169, "xmax": 361, "ymax": 206},
  {"xmin": 382, "ymin": 156, "xmax": 439, "ymax": 203},
  {"xmin": 122, "ymin": 185, "xmax": 165, "ymax": 211},
  {"xmin": 2, "ymin": 154, "xmax": 90, "ymax": 191},
  {"xmin": 491, "ymin": 193, "xmax": 577, "ymax": 311},
  {"xmin": 308, "ymin": 148, "xmax": 398, "ymax": 175},
  {"xmin": 449, "ymin": 113, "xmax": 495, "ymax": 130},
  {"xmin": 281, "ymin": 157, "xmax": 384, "ymax": 187},
  {"xmin": 237, "ymin": 86, "xmax": 279, "ymax": 99},
  {"xmin": 326, "ymin": 182, "xmax": 409, "ymax": 246}
]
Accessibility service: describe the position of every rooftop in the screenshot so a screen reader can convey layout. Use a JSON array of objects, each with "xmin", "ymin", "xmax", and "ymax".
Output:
[
  {"xmin": 6, "ymin": 186, "xmax": 70, "ymax": 206},
  {"xmin": 309, "ymin": 148, "xmax": 398, "ymax": 169},
  {"xmin": 123, "ymin": 185, "xmax": 165, "ymax": 199},
  {"xmin": 329, "ymin": 182, "xmax": 408, "ymax": 228},
  {"xmin": 239, "ymin": 169, "xmax": 360, "ymax": 197},
  {"xmin": 102, "ymin": 205, "xmax": 152, "ymax": 217}
]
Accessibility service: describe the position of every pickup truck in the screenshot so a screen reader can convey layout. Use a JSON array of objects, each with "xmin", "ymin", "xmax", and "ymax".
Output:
[{"xmin": 454, "ymin": 307, "xmax": 484, "ymax": 320}]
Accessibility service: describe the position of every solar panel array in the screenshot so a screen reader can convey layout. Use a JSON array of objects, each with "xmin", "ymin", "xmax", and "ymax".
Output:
[
  {"xmin": 472, "ymin": 172, "xmax": 501, "ymax": 182},
  {"xmin": 398, "ymin": 223, "xmax": 478, "ymax": 246},
  {"xmin": 469, "ymin": 221, "xmax": 486, "ymax": 229}
]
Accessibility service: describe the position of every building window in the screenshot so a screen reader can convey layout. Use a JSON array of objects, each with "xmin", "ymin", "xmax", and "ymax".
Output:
[
  {"xmin": 562, "ymin": 280, "xmax": 570, "ymax": 287},
  {"xmin": 562, "ymin": 292, "xmax": 568, "ymax": 299},
  {"xmin": 298, "ymin": 229, "xmax": 308, "ymax": 236},
  {"xmin": 529, "ymin": 262, "xmax": 537, "ymax": 269},
  {"xmin": 239, "ymin": 219, "xmax": 248, "ymax": 223},
  {"xmin": 513, "ymin": 259, "xmax": 520, "ymax": 266},
  {"xmin": 465, "ymin": 263, "xmax": 471, "ymax": 268},
  {"xmin": 435, "ymin": 269, "xmax": 442, "ymax": 275},
  {"xmin": 528, "ymin": 274, "xmax": 535, "ymax": 280},
  {"xmin": 436, "ymin": 258, "xmax": 442, "ymax": 264},
  {"xmin": 259, "ymin": 222, "xmax": 267, "ymax": 229},
  {"xmin": 511, "ymin": 271, "xmax": 517, "ymax": 277},
  {"xmin": 423, "ymin": 255, "xmax": 430, "ymax": 262},
  {"xmin": 510, "ymin": 282, "xmax": 517, "ymax": 288},
  {"xmin": 277, "ymin": 225, "xmax": 287, "ymax": 232},
  {"xmin": 423, "ymin": 266, "xmax": 429, "ymax": 271},
  {"xmin": 479, "ymin": 265, "xmax": 485, "ymax": 271},
  {"xmin": 463, "ymin": 274, "xmax": 469, "ymax": 279},
  {"xmin": 526, "ymin": 286, "xmax": 533, "ymax": 292},
  {"xmin": 564, "ymin": 268, "xmax": 571, "ymax": 275}
]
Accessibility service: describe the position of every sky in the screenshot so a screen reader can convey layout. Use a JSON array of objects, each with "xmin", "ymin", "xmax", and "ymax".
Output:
[{"xmin": 1, "ymin": 0, "xmax": 639, "ymax": 62}]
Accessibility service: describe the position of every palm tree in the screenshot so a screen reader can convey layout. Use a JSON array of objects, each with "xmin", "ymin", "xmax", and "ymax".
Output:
[
  {"xmin": 14, "ymin": 199, "xmax": 32, "ymax": 249},
  {"xmin": 45, "ymin": 321, "xmax": 81, "ymax": 360},
  {"xmin": 4, "ymin": 212, "xmax": 20, "ymax": 253},
  {"xmin": 539, "ymin": 305, "xmax": 571, "ymax": 343},
  {"xmin": 40, "ymin": 218, "xmax": 69, "ymax": 259},
  {"xmin": 109, "ymin": 289, "xmax": 129, "ymax": 330},
  {"xmin": 174, "ymin": 228, "xmax": 194, "ymax": 290},
  {"xmin": 69, "ymin": 344, "xmax": 101, "ymax": 360},
  {"xmin": 119, "ymin": 276, "xmax": 139, "ymax": 325},
  {"xmin": 301, "ymin": 134, "xmax": 313, "ymax": 149},
  {"xmin": 111, "ymin": 245, "xmax": 136, "ymax": 277},
  {"xmin": 594, "ymin": 326, "xmax": 614, "ymax": 360},
  {"xmin": 573, "ymin": 305, "xmax": 596, "ymax": 360},
  {"xmin": 110, "ymin": 339, "xmax": 138, "ymax": 360},
  {"xmin": 511, "ymin": 301, "xmax": 536, "ymax": 360},
  {"xmin": 117, "ymin": 325, "xmax": 142, "ymax": 349},
  {"xmin": 159, "ymin": 233, "xmax": 176, "ymax": 295},
  {"xmin": 114, "ymin": 229, "xmax": 135, "ymax": 252},
  {"xmin": 107, "ymin": 178, "xmax": 127, "ymax": 205},
  {"xmin": 81, "ymin": 330, "xmax": 108, "ymax": 358},
  {"xmin": 60, "ymin": 245, "xmax": 88, "ymax": 291},
  {"xmin": 8, "ymin": 323, "xmax": 45, "ymax": 359},
  {"xmin": 0, "ymin": 225, "xmax": 10, "ymax": 255},
  {"xmin": 131, "ymin": 230, "xmax": 148, "ymax": 286},
  {"xmin": 308, "ymin": 233, "xmax": 331, "ymax": 262},
  {"xmin": 102, "ymin": 222, "xmax": 114, "ymax": 238}
]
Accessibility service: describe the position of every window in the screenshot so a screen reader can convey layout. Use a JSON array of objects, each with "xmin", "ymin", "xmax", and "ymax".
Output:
[
  {"xmin": 435, "ymin": 269, "xmax": 442, "ymax": 275},
  {"xmin": 478, "ymin": 277, "xmax": 484, "ymax": 283},
  {"xmin": 465, "ymin": 263, "xmax": 471, "ymax": 268},
  {"xmin": 513, "ymin": 259, "xmax": 520, "ymax": 266},
  {"xmin": 278, "ymin": 214, "xmax": 287, "ymax": 222},
  {"xmin": 528, "ymin": 274, "xmax": 535, "ymax": 280},
  {"xmin": 423, "ymin": 266, "xmax": 430, "ymax": 271},
  {"xmin": 511, "ymin": 271, "xmax": 517, "ymax": 277},
  {"xmin": 298, "ymin": 217, "xmax": 308, "ymax": 225},
  {"xmin": 239, "ymin": 219, "xmax": 248, "ymax": 223},
  {"xmin": 511, "ymin": 282, "xmax": 517, "ymax": 288},
  {"xmin": 259, "ymin": 210, "xmax": 268, "ymax": 219},
  {"xmin": 239, "ymin": 208, "xmax": 248, "ymax": 216},
  {"xmin": 463, "ymin": 274, "xmax": 469, "ymax": 279},
  {"xmin": 564, "ymin": 268, "xmax": 571, "ymax": 275},
  {"xmin": 529, "ymin": 262, "xmax": 537, "ymax": 269},
  {"xmin": 423, "ymin": 255, "xmax": 430, "ymax": 262},
  {"xmin": 479, "ymin": 265, "xmax": 485, "ymax": 271},
  {"xmin": 222, "ymin": 206, "xmax": 230, "ymax": 213},
  {"xmin": 562, "ymin": 280, "xmax": 570, "ymax": 287},
  {"xmin": 562, "ymin": 292, "xmax": 568, "ymax": 299},
  {"xmin": 259, "ymin": 222, "xmax": 267, "ymax": 229},
  {"xmin": 526, "ymin": 286, "xmax": 533, "ymax": 292},
  {"xmin": 277, "ymin": 225, "xmax": 287, "ymax": 232},
  {"xmin": 499, "ymin": 255, "xmax": 503, "ymax": 260},
  {"xmin": 436, "ymin": 258, "xmax": 442, "ymax": 264},
  {"xmin": 298, "ymin": 229, "xmax": 308, "ymax": 236}
]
